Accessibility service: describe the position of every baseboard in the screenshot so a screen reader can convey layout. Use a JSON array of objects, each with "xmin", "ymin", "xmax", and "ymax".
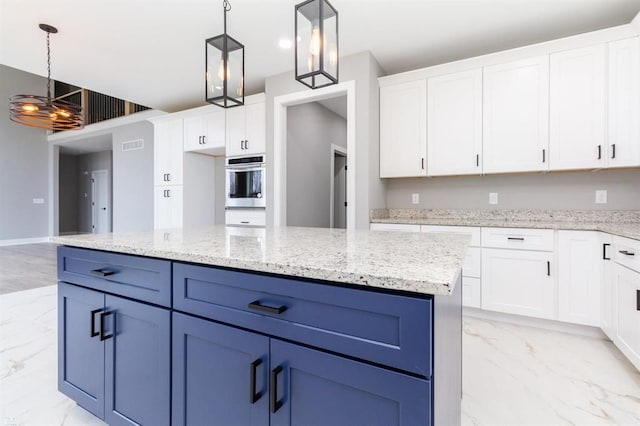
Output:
[
  {"xmin": 0, "ymin": 237, "xmax": 52, "ymax": 247},
  {"xmin": 463, "ymin": 306, "xmax": 607, "ymax": 340}
]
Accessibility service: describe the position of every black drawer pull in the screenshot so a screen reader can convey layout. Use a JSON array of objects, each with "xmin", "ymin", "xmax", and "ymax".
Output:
[
  {"xmin": 248, "ymin": 301, "xmax": 287, "ymax": 315},
  {"xmin": 603, "ymin": 243, "xmax": 610, "ymax": 260},
  {"xmin": 240, "ymin": 221, "xmax": 250, "ymax": 224},
  {"xmin": 90, "ymin": 308, "xmax": 103, "ymax": 337},
  {"xmin": 637, "ymin": 290, "xmax": 640, "ymax": 312},
  {"xmin": 547, "ymin": 261, "xmax": 551, "ymax": 276},
  {"xmin": 619, "ymin": 250, "xmax": 635, "ymax": 256},
  {"xmin": 90, "ymin": 269, "xmax": 116, "ymax": 277},
  {"xmin": 100, "ymin": 311, "xmax": 114, "ymax": 341},
  {"xmin": 250, "ymin": 359, "xmax": 262, "ymax": 404},
  {"xmin": 271, "ymin": 365, "xmax": 284, "ymax": 413},
  {"xmin": 507, "ymin": 237, "xmax": 525, "ymax": 241}
]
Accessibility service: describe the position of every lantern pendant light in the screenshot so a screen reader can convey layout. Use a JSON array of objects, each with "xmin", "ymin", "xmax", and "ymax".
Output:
[
  {"xmin": 295, "ymin": 0, "xmax": 338, "ymax": 89},
  {"xmin": 206, "ymin": 0, "xmax": 244, "ymax": 108},
  {"xmin": 9, "ymin": 24, "xmax": 85, "ymax": 131}
]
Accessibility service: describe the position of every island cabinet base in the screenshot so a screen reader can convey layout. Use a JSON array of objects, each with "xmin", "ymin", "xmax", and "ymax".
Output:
[{"xmin": 57, "ymin": 246, "xmax": 462, "ymax": 425}]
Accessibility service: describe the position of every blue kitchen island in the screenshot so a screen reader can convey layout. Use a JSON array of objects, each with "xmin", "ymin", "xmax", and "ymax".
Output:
[{"xmin": 55, "ymin": 226, "xmax": 469, "ymax": 426}]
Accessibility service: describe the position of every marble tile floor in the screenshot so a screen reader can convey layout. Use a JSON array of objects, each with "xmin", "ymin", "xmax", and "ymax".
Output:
[{"xmin": 1, "ymin": 284, "xmax": 639, "ymax": 425}]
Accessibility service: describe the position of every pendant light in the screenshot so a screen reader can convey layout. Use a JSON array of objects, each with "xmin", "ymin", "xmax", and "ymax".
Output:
[
  {"xmin": 206, "ymin": 0, "xmax": 244, "ymax": 108},
  {"xmin": 295, "ymin": 0, "xmax": 338, "ymax": 89},
  {"xmin": 9, "ymin": 24, "xmax": 84, "ymax": 131}
]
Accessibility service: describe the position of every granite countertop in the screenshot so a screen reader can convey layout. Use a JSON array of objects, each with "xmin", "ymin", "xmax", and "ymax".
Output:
[
  {"xmin": 370, "ymin": 209, "xmax": 640, "ymax": 240},
  {"xmin": 53, "ymin": 226, "xmax": 470, "ymax": 296}
]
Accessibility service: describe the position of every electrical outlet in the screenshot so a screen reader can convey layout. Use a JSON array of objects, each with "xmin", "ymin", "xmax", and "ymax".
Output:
[
  {"xmin": 489, "ymin": 192, "xmax": 498, "ymax": 205},
  {"xmin": 411, "ymin": 193, "xmax": 420, "ymax": 204},
  {"xmin": 595, "ymin": 190, "xmax": 607, "ymax": 204}
]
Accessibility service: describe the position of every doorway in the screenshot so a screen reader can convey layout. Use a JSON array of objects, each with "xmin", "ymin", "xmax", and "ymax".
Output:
[
  {"xmin": 331, "ymin": 146, "xmax": 347, "ymax": 229},
  {"xmin": 91, "ymin": 169, "xmax": 111, "ymax": 233}
]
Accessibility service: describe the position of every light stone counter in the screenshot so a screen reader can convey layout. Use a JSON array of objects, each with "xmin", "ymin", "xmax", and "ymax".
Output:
[
  {"xmin": 53, "ymin": 226, "xmax": 470, "ymax": 296},
  {"xmin": 370, "ymin": 209, "xmax": 640, "ymax": 240}
]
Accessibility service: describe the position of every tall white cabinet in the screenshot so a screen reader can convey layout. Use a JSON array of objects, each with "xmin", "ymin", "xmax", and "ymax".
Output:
[
  {"xmin": 153, "ymin": 119, "xmax": 184, "ymax": 229},
  {"xmin": 380, "ymin": 80, "xmax": 427, "ymax": 177},
  {"xmin": 483, "ymin": 56, "xmax": 549, "ymax": 173},
  {"xmin": 549, "ymin": 44, "xmax": 607, "ymax": 170},
  {"xmin": 427, "ymin": 69, "xmax": 482, "ymax": 176}
]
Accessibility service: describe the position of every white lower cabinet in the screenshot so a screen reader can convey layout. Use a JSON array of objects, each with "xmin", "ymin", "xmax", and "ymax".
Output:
[
  {"xmin": 557, "ymin": 231, "xmax": 601, "ymax": 327},
  {"xmin": 613, "ymin": 263, "xmax": 640, "ymax": 371},
  {"xmin": 462, "ymin": 277, "xmax": 481, "ymax": 309},
  {"xmin": 370, "ymin": 223, "xmax": 421, "ymax": 233},
  {"xmin": 154, "ymin": 186, "xmax": 183, "ymax": 229},
  {"xmin": 600, "ymin": 233, "xmax": 615, "ymax": 340},
  {"xmin": 481, "ymin": 248, "xmax": 555, "ymax": 320},
  {"xmin": 225, "ymin": 209, "xmax": 266, "ymax": 227}
]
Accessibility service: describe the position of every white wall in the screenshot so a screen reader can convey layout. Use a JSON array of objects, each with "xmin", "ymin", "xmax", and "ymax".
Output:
[
  {"xmin": 385, "ymin": 169, "xmax": 640, "ymax": 210},
  {"xmin": 286, "ymin": 102, "xmax": 347, "ymax": 227},
  {"xmin": 0, "ymin": 65, "xmax": 49, "ymax": 241}
]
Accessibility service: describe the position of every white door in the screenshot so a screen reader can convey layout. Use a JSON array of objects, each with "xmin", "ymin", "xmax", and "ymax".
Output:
[
  {"xmin": 380, "ymin": 80, "xmax": 427, "ymax": 177},
  {"xmin": 608, "ymin": 37, "xmax": 640, "ymax": 168},
  {"xmin": 483, "ymin": 55, "xmax": 549, "ymax": 173},
  {"xmin": 333, "ymin": 153, "xmax": 347, "ymax": 229},
  {"xmin": 550, "ymin": 44, "xmax": 606, "ymax": 170},
  {"xmin": 614, "ymin": 263, "xmax": 640, "ymax": 371},
  {"xmin": 244, "ymin": 102, "xmax": 266, "ymax": 155},
  {"xmin": 427, "ymin": 69, "xmax": 482, "ymax": 176},
  {"xmin": 225, "ymin": 106, "xmax": 246, "ymax": 157},
  {"xmin": 91, "ymin": 170, "xmax": 111, "ymax": 234},
  {"xmin": 557, "ymin": 231, "xmax": 601, "ymax": 326},
  {"xmin": 154, "ymin": 119, "xmax": 184, "ymax": 185},
  {"xmin": 481, "ymin": 248, "xmax": 555, "ymax": 320}
]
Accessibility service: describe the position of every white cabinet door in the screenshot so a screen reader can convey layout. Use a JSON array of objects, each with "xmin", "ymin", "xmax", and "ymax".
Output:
[
  {"xmin": 183, "ymin": 115, "xmax": 205, "ymax": 151},
  {"xmin": 427, "ymin": 69, "xmax": 482, "ymax": 176},
  {"xmin": 614, "ymin": 263, "xmax": 640, "ymax": 371},
  {"xmin": 481, "ymin": 248, "xmax": 555, "ymax": 319},
  {"xmin": 483, "ymin": 56, "xmax": 549, "ymax": 173},
  {"xmin": 380, "ymin": 80, "xmax": 427, "ymax": 177},
  {"xmin": 185, "ymin": 111, "xmax": 226, "ymax": 153},
  {"xmin": 225, "ymin": 106, "xmax": 246, "ymax": 157},
  {"xmin": 204, "ymin": 110, "xmax": 226, "ymax": 150},
  {"xmin": 550, "ymin": 44, "xmax": 606, "ymax": 170},
  {"xmin": 369, "ymin": 223, "xmax": 421, "ymax": 233},
  {"xmin": 608, "ymin": 37, "xmax": 640, "ymax": 168},
  {"xmin": 600, "ymin": 233, "xmax": 616, "ymax": 340},
  {"xmin": 154, "ymin": 119, "xmax": 183, "ymax": 185},
  {"xmin": 244, "ymin": 102, "xmax": 266, "ymax": 155},
  {"xmin": 463, "ymin": 277, "xmax": 481, "ymax": 309},
  {"xmin": 557, "ymin": 231, "xmax": 601, "ymax": 326},
  {"xmin": 154, "ymin": 185, "xmax": 183, "ymax": 229}
]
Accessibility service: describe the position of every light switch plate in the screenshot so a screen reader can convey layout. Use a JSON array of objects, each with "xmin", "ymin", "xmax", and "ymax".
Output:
[
  {"xmin": 411, "ymin": 193, "xmax": 420, "ymax": 204},
  {"xmin": 595, "ymin": 190, "xmax": 607, "ymax": 204},
  {"xmin": 489, "ymin": 192, "xmax": 498, "ymax": 205}
]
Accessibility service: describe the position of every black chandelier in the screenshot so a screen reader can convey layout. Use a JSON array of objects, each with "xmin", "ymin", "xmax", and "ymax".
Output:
[
  {"xmin": 9, "ymin": 24, "xmax": 84, "ymax": 131},
  {"xmin": 206, "ymin": 0, "xmax": 244, "ymax": 108},
  {"xmin": 295, "ymin": 0, "xmax": 339, "ymax": 89}
]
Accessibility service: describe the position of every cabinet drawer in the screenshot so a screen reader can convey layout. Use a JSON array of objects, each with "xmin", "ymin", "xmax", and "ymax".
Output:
[
  {"xmin": 370, "ymin": 223, "xmax": 421, "ymax": 232},
  {"xmin": 613, "ymin": 235, "xmax": 640, "ymax": 273},
  {"xmin": 420, "ymin": 225, "xmax": 481, "ymax": 246},
  {"xmin": 173, "ymin": 263, "xmax": 433, "ymax": 377},
  {"xmin": 462, "ymin": 277, "xmax": 481, "ymax": 308},
  {"xmin": 58, "ymin": 246, "xmax": 172, "ymax": 307},
  {"xmin": 225, "ymin": 209, "xmax": 266, "ymax": 226},
  {"xmin": 481, "ymin": 227, "xmax": 554, "ymax": 251},
  {"xmin": 463, "ymin": 247, "xmax": 481, "ymax": 278}
]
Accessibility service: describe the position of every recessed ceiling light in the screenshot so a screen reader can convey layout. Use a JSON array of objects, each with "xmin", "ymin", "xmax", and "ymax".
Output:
[{"xmin": 279, "ymin": 39, "xmax": 292, "ymax": 49}]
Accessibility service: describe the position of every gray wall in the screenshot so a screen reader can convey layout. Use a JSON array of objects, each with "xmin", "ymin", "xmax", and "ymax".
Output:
[
  {"xmin": 75, "ymin": 151, "xmax": 113, "ymax": 233},
  {"xmin": 58, "ymin": 154, "xmax": 79, "ymax": 234},
  {"xmin": 286, "ymin": 102, "xmax": 347, "ymax": 227},
  {"xmin": 112, "ymin": 121, "xmax": 155, "ymax": 232},
  {"xmin": 265, "ymin": 51, "xmax": 386, "ymax": 229},
  {"xmin": 0, "ymin": 65, "xmax": 49, "ymax": 240},
  {"xmin": 385, "ymin": 169, "xmax": 640, "ymax": 210}
]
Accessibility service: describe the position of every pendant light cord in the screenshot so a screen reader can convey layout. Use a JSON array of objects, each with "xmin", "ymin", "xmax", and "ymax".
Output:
[
  {"xmin": 223, "ymin": 0, "xmax": 231, "ymax": 33},
  {"xmin": 46, "ymin": 31, "xmax": 52, "ymax": 102}
]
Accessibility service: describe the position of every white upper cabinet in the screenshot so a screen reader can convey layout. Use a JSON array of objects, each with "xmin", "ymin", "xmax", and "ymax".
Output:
[
  {"xmin": 427, "ymin": 69, "xmax": 482, "ymax": 176},
  {"xmin": 608, "ymin": 37, "xmax": 640, "ymax": 168},
  {"xmin": 550, "ymin": 44, "xmax": 606, "ymax": 170},
  {"xmin": 154, "ymin": 119, "xmax": 184, "ymax": 186},
  {"xmin": 226, "ymin": 100, "xmax": 266, "ymax": 157},
  {"xmin": 483, "ymin": 56, "xmax": 549, "ymax": 173},
  {"xmin": 183, "ymin": 110, "xmax": 225, "ymax": 154},
  {"xmin": 380, "ymin": 80, "xmax": 427, "ymax": 177}
]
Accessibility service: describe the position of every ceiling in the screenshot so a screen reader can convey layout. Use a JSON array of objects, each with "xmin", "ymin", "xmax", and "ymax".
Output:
[{"xmin": 2, "ymin": 0, "xmax": 639, "ymax": 113}]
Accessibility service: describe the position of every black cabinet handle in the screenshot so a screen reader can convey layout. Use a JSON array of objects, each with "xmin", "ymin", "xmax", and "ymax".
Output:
[
  {"xmin": 245, "ymin": 140, "xmax": 249, "ymax": 149},
  {"xmin": 542, "ymin": 149, "xmax": 546, "ymax": 163},
  {"xmin": 90, "ymin": 269, "xmax": 116, "ymax": 277},
  {"xmin": 90, "ymin": 308, "xmax": 103, "ymax": 337},
  {"xmin": 619, "ymin": 250, "xmax": 635, "ymax": 256},
  {"xmin": 637, "ymin": 290, "xmax": 640, "ymax": 312},
  {"xmin": 250, "ymin": 359, "xmax": 262, "ymax": 404},
  {"xmin": 421, "ymin": 158, "xmax": 425, "ymax": 170},
  {"xmin": 99, "ymin": 311, "xmax": 114, "ymax": 341},
  {"xmin": 248, "ymin": 301, "xmax": 287, "ymax": 315},
  {"xmin": 547, "ymin": 261, "xmax": 551, "ymax": 276},
  {"xmin": 476, "ymin": 154, "xmax": 479, "ymax": 167},
  {"xmin": 166, "ymin": 173, "xmax": 171, "ymax": 182},
  {"xmin": 507, "ymin": 237, "xmax": 525, "ymax": 241},
  {"xmin": 241, "ymin": 140, "xmax": 245, "ymax": 150},
  {"xmin": 270, "ymin": 365, "xmax": 284, "ymax": 414},
  {"xmin": 597, "ymin": 145, "xmax": 602, "ymax": 160},
  {"xmin": 240, "ymin": 221, "xmax": 250, "ymax": 224},
  {"xmin": 202, "ymin": 135, "xmax": 207, "ymax": 145},
  {"xmin": 603, "ymin": 243, "xmax": 610, "ymax": 260},
  {"xmin": 611, "ymin": 144, "xmax": 616, "ymax": 159}
]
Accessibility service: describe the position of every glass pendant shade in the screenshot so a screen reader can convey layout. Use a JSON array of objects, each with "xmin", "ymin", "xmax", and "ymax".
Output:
[
  {"xmin": 206, "ymin": 1, "xmax": 244, "ymax": 108},
  {"xmin": 295, "ymin": 0, "xmax": 338, "ymax": 89}
]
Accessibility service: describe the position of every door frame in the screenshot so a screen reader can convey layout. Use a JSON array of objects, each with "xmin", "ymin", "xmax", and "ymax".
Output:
[
  {"xmin": 329, "ymin": 144, "xmax": 347, "ymax": 228},
  {"xmin": 91, "ymin": 169, "xmax": 111, "ymax": 233},
  {"xmin": 273, "ymin": 80, "xmax": 356, "ymax": 229}
]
